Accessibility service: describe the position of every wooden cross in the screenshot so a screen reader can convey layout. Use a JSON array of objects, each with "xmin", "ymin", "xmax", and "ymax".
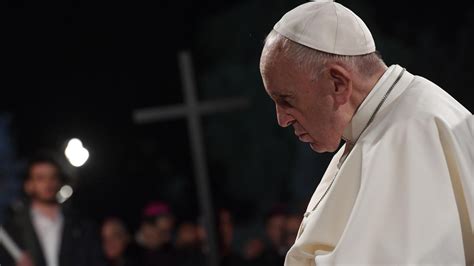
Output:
[{"xmin": 133, "ymin": 51, "xmax": 248, "ymax": 266}]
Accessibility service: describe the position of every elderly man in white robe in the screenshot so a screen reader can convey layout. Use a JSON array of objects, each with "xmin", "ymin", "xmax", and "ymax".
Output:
[{"xmin": 259, "ymin": 0, "xmax": 473, "ymax": 265}]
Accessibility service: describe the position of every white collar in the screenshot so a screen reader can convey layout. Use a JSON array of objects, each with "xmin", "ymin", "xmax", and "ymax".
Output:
[
  {"xmin": 30, "ymin": 205, "xmax": 63, "ymax": 224},
  {"xmin": 342, "ymin": 65, "xmax": 404, "ymax": 142}
]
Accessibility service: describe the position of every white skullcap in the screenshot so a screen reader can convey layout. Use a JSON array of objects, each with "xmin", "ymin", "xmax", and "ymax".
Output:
[{"xmin": 273, "ymin": 0, "xmax": 376, "ymax": 56}]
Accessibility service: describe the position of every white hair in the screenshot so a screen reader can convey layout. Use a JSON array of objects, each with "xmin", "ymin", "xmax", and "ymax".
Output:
[{"xmin": 261, "ymin": 30, "xmax": 386, "ymax": 80}]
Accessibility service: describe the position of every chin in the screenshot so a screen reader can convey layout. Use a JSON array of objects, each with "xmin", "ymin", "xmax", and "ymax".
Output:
[
  {"xmin": 37, "ymin": 196, "xmax": 59, "ymax": 204},
  {"xmin": 309, "ymin": 142, "xmax": 339, "ymax": 153},
  {"xmin": 309, "ymin": 143, "xmax": 325, "ymax": 153}
]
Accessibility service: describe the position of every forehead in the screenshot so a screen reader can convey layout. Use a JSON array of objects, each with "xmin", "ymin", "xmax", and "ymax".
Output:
[
  {"xmin": 261, "ymin": 55, "xmax": 301, "ymax": 98},
  {"xmin": 103, "ymin": 221, "xmax": 126, "ymax": 233},
  {"xmin": 32, "ymin": 162, "xmax": 57, "ymax": 170},
  {"xmin": 30, "ymin": 162, "xmax": 59, "ymax": 177}
]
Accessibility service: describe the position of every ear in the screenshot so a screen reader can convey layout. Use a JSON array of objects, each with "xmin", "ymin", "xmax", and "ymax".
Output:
[{"xmin": 328, "ymin": 64, "xmax": 352, "ymax": 107}]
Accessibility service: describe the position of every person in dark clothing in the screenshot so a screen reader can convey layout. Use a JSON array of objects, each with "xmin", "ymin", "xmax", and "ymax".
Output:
[
  {"xmin": 101, "ymin": 217, "xmax": 142, "ymax": 266},
  {"xmin": 174, "ymin": 220, "xmax": 206, "ymax": 266},
  {"xmin": 216, "ymin": 209, "xmax": 243, "ymax": 266},
  {"xmin": 0, "ymin": 153, "xmax": 105, "ymax": 266},
  {"xmin": 241, "ymin": 237, "xmax": 267, "ymax": 266},
  {"xmin": 261, "ymin": 207, "xmax": 287, "ymax": 266},
  {"xmin": 134, "ymin": 201, "xmax": 178, "ymax": 266}
]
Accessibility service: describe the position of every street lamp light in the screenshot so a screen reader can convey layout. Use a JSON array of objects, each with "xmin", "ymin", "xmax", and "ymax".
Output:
[{"xmin": 65, "ymin": 138, "xmax": 89, "ymax": 167}]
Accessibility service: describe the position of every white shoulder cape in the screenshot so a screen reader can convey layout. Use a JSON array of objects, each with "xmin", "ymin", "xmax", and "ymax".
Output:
[{"xmin": 285, "ymin": 65, "xmax": 474, "ymax": 265}]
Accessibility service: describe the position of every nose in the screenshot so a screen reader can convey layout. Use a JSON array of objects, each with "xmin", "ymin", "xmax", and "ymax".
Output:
[{"xmin": 276, "ymin": 105, "xmax": 295, "ymax": 128}]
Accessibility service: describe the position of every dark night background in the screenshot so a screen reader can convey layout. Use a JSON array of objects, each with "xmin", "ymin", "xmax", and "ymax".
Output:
[{"xmin": 1, "ymin": 0, "xmax": 474, "ymax": 247}]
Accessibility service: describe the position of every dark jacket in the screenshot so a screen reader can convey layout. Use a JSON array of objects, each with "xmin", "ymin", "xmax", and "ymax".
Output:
[{"xmin": 0, "ymin": 203, "xmax": 105, "ymax": 266}]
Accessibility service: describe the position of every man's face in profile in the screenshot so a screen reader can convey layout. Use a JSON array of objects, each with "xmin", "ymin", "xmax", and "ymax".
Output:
[{"xmin": 260, "ymin": 53, "xmax": 344, "ymax": 153}]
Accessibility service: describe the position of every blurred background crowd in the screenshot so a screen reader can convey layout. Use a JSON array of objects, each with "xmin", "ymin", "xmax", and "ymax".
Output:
[{"xmin": 0, "ymin": 153, "xmax": 303, "ymax": 266}]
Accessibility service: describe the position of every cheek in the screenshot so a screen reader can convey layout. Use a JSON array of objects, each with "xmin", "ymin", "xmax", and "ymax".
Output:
[
  {"xmin": 304, "ymin": 106, "xmax": 339, "ymax": 142},
  {"xmin": 301, "ymin": 105, "xmax": 326, "ymax": 131}
]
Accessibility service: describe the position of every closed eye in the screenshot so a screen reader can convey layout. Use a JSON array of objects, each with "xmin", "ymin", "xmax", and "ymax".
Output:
[
  {"xmin": 268, "ymin": 91, "xmax": 295, "ymax": 108},
  {"xmin": 276, "ymin": 98, "xmax": 292, "ymax": 108}
]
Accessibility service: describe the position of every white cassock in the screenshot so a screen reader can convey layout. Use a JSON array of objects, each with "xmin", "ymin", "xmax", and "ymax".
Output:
[{"xmin": 285, "ymin": 65, "xmax": 474, "ymax": 265}]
